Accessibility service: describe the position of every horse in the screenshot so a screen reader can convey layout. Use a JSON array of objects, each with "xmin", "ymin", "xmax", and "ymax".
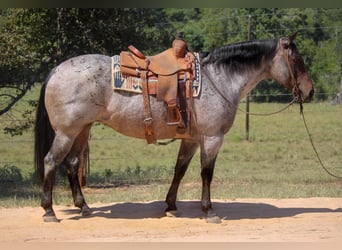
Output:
[{"xmin": 34, "ymin": 33, "xmax": 314, "ymax": 223}]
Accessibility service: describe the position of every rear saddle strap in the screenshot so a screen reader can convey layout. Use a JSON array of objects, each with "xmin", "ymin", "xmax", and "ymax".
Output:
[{"xmin": 140, "ymin": 59, "xmax": 155, "ymax": 144}]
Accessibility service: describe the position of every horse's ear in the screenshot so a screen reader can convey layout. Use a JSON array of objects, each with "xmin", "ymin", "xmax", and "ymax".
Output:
[
  {"xmin": 280, "ymin": 37, "xmax": 290, "ymax": 49},
  {"xmin": 289, "ymin": 32, "xmax": 298, "ymax": 42}
]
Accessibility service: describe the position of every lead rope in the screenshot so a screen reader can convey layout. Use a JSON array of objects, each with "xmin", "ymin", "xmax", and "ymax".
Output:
[
  {"xmin": 299, "ymin": 103, "xmax": 342, "ymax": 179},
  {"xmin": 237, "ymin": 98, "xmax": 296, "ymax": 116}
]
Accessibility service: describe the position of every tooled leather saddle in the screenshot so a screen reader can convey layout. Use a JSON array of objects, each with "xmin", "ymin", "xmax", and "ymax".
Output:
[{"xmin": 119, "ymin": 33, "xmax": 196, "ymax": 144}]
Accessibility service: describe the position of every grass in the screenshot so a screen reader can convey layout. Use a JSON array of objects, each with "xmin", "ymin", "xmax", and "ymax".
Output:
[{"xmin": 0, "ymin": 85, "xmax": 341, "ymax": 208}]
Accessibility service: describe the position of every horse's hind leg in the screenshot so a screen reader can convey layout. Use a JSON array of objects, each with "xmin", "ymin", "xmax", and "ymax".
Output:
[
  {"xmin": 41, "ymin": 133, "xmax": 74, "ymax": 222},
  {"xmin": 165, "ymin": 139, "xmax": 199, "ymax": 216},
  {"xmin": 64, "ymin": 125, "xmax": 92, "ymax": 216}
]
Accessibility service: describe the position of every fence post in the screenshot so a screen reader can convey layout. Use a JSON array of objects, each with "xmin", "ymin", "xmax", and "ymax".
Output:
[{"xmin": 245, "ymin": 15, "xmax": 252, "ymax": 141}]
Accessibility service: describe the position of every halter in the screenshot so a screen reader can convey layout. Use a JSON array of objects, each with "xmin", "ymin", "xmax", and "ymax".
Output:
[{"xmin": 279, "ymin": 38, "xmax": 301, "ymax": 102}]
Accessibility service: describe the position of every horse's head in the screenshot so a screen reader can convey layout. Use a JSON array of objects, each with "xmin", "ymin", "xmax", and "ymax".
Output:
[{"xmin": 270, "ymin": 33, "xmax": 314, "ymax": 103}]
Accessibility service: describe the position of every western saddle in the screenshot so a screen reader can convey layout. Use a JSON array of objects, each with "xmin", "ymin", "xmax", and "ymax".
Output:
[{"xmin": 119, "ymin": 32, "xmax": 196, "ymax": 144}]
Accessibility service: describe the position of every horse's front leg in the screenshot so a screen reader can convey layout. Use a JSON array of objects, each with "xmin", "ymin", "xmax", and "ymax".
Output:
[
  {"xmin": 165, "ymin": 139, "xmax": 199, "ymax": 216},
  {"xmin": 200, "ymin": 134, "xmax": 223, "ymax": 223}
]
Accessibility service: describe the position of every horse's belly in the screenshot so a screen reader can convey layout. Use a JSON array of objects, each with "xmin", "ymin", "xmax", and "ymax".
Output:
[
  {"xmin": 100, "ymin": 95, "xmax": 179, "ymax": 140},
  {"xmin": 101, "ymin": 116, "xmax": 179, "ymax": 140}
]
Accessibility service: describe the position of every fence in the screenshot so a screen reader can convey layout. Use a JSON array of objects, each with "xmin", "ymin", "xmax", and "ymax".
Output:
[{"xmin": 0, "ymin": 93, "xmax": 341, "ymax": 186}]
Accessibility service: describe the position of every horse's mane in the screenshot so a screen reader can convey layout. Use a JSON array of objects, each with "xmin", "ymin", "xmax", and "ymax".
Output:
[{"xmin": 201, "ymin": 38, "xmax": 279, "ymax": 72}]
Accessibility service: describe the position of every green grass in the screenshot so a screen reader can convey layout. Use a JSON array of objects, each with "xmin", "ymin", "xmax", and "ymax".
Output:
[{"xmin": 0, "ymin": 86, "xmax": 341, "ymax": 208}]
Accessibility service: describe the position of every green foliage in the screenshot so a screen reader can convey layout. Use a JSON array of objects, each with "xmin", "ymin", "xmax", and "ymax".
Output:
[
  {"xmin": 3, "ymin": 108, "xmax": 35, "ymax": 136},
  {"xmin": 0, "ymin": 164, "xmax": 23, "ymax": 183},
  {"xmin": 156, "ymin": 8, "xmax": 342, "ymax": 101},
  {"xmin": 88, "ymin": 164, "xmax": 172, "ymax": 187}
]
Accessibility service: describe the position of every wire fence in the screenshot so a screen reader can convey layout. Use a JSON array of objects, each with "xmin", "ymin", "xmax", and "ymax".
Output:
[{"xmin": 0, "ymin": 93, "xmax": 341, "ymax": 168}]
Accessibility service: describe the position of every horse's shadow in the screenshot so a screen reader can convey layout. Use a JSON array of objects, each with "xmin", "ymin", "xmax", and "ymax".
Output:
[{"xmin": 61, "ymin": 200, "xmax": 342, "ymax": 221}]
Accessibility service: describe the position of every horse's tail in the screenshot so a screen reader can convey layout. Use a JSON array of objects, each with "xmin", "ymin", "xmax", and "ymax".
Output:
[{"xmin": 34, "ymin": 71, "xmax": 55, "ymax": 182}]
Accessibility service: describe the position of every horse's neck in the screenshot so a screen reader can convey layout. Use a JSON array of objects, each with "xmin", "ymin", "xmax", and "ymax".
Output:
[
  {"xmin": 206, "ymin": 64, "xmax": 268, "ymax": 105},
  {"xmin": 238, "ymin": 69, "xmax": 268, "ymax": 99}
]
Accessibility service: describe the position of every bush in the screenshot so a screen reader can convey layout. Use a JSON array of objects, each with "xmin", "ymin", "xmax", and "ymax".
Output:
[
  {"xmin": 0, "ymin": 164, "xmax": 23, "ymax": 183},
  {"xmin": 87, "ymin": 164, "xmax": 172, "ymax": 187}
]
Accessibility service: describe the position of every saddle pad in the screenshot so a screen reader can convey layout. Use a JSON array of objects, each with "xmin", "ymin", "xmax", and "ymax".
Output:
[{"xmin": 111, "ymin": 53, "xmax": 201, "ymax": 97}]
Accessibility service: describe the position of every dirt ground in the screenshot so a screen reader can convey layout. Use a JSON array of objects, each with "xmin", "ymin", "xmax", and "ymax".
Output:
[{"xmin": 0, "ymin": 197, "xmax": 341, "ymax": 242}]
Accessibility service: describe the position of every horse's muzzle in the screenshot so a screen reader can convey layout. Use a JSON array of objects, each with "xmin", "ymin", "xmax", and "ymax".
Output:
[
  {"xmin": 302, "ymin": 88, "xmax": 314, "ymax": 103},
  {"xmin": 297, "ymin": 72, "xmax": 314, "ymax": 103},
  {"xmin": 308, "ymin": 88, "xmax": 314, "ymax": 102}
]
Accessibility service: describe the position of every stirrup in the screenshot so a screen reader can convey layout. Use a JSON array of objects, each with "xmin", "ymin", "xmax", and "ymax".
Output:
[{"xmin": 166, "ymin": 106, "xmax": 181, "ymax": 126}]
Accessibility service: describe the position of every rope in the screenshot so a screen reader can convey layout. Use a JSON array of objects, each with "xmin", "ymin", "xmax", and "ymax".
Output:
[
  {"xmin": 156, "ymin": 138, "xmax": 177, "ymax": 146},
  {"xmin": 300, "ymin": 103, "xmax": 342, "ymax": 179},
  {"xmin": 237, "ymin": 98, "xmax": 296, "ymax": 116}
]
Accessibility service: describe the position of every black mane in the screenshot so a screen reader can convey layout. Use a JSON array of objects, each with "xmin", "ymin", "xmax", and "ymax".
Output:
[{"xmin": 201, "ymin": 38, "xmax": 279, "ymax": 72}]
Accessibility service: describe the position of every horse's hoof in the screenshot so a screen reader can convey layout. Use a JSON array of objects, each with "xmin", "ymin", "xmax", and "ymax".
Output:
[
  {"xmin": 165, "ymin": 210, "xmax": 179, "ymax": 217},
  {"xmin": 81, "ymin": 209, "xmax": 92, "ymax": 217},
  {"xmin": 81, "ymin": 205, "xmax": 92, "ymax": 216},
  {"xmin": 43, "ymin": 215, "xmax": 60, "ymax": 223},
  {"xmin": 82, "ymin": 210, "xmax": 92, "ymax": 216}
]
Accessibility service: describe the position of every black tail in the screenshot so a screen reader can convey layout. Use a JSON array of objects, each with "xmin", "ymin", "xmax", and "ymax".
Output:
[{"xmin": 34, "ymin": 77, "xmax": 55, "ymax": 182}]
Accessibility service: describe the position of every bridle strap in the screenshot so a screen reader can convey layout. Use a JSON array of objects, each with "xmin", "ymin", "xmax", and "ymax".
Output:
[{"xmin": 279, "ymin": 38, "xmax": 300, "ymax": 102}]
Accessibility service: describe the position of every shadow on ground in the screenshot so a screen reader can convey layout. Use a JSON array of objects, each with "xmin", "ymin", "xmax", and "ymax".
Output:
[{"xmin": 61, "ymin": 200, "xmax": 342, "ymax": 221}]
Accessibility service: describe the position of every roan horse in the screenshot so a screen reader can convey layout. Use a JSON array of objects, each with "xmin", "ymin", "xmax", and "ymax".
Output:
[{"xmin": 34, "ymin": 33, "xmax": 314, "ymax": 223}]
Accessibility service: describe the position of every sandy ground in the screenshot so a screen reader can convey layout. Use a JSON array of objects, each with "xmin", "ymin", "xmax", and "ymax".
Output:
[{"xmin": 0, "ymin": 197, "xmax": 341, "ymax": 242}]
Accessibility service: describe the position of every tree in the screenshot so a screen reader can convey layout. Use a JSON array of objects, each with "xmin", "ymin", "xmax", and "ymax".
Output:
[
  {"xmin": 309, "ymin": 9, "xmax": 342, "ymax": 99},
  {"xmin": 0, "ymin": 9, "xmax": 53, "ymax": 135},
  {"xmin": 164, "ymin": 8, "xmax": 204, "ymax": 51},
  {"xmin": 0, "ymin": 8, "xmax": 171, "ymax": 135}
]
